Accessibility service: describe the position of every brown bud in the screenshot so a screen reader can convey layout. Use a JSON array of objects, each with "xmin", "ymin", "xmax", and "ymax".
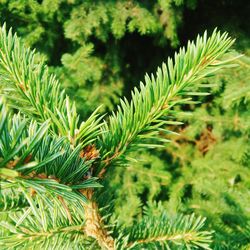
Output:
[
  {"xmin": 37, "ymin": 173, "xmax": 47, "ymax": 179},
  {"xmin": 24, "ymin": 154, "xmax": 32, "ymax": 164},
  {"xmin": 80, "ymin": 145, "xmax": 99, "ymax": 161}
]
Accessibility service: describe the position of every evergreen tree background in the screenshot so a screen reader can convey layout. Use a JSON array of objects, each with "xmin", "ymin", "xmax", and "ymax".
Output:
[{"xmin": 0, "ymin": 0, "xmax": 249, "ymax": 249}]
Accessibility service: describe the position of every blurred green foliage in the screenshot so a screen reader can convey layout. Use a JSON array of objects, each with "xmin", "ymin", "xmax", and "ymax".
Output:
[
  {"xmin": 0, "ymin": 0, "xmax": 249, "ymax": 249},
  {"xmin": 0, "ymin": 0, "xmax": 198, "ymax": 116}
]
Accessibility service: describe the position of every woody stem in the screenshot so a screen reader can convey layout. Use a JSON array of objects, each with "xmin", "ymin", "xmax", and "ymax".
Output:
[{"xmin": 82, "ymin": 189, "xmax": 115, "ymax": 250}]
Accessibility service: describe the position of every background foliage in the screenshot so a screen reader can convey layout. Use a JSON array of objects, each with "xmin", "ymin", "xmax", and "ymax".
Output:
[{"xmin": 0, "ymin": 0, "xmax": 249, "ymax": 249}]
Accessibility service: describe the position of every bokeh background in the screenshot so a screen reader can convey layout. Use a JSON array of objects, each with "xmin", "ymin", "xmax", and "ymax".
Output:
[{"xmin": 1, "ymin": 0, "xmax": 249, "ymax": 249}]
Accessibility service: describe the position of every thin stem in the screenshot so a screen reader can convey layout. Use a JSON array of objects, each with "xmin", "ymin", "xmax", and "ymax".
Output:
[{"xmin": 127, "ymin": 231, "xmax": 203, "ymax": 248}]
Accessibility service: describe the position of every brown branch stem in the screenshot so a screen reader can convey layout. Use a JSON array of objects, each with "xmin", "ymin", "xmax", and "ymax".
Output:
[{"xmin": 81, "ymin": 189, "xmax": 115, "ymax": 250}]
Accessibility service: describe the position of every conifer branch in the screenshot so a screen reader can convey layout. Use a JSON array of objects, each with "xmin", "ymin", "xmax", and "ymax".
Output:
[
  {"xmin": 0, "ymin": 99, "xmax": 100, "ymax": 186},
  {"xmin": 0, "ymin": 24, "xmax": 103, "ymax": 147},
  {"xmin": 98, "ymin": 29, "xmax": 236, "ymax": 170},
  {"xmin": 0, "ymin": 99, "xmax": 102, "ymax": 218},
  {"xmin": 125, "ymin": 213, "xmax": 212, "ymax": 249},
  {"xmin": 0, "ymin": 195, "xmax": 88, "ymax": 250},
  {"xmin": 0, "ymin": 98, "xmax": 110, "ymax": 249}
]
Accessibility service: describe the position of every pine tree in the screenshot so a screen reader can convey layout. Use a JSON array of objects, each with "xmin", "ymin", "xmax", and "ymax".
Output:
[{"xmin": 0, "ymin": 23, "xmax": 239, "ymax": 249}]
